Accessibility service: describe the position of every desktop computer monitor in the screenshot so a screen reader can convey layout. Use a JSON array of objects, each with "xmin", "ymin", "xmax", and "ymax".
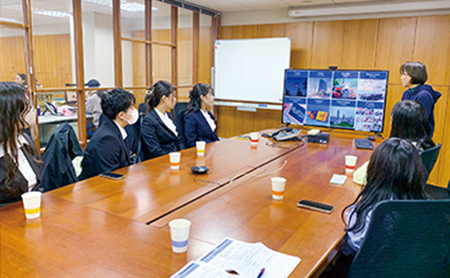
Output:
[{"xmin": 282, "ymin": 69, "xmax": 389, "ymax": 133}]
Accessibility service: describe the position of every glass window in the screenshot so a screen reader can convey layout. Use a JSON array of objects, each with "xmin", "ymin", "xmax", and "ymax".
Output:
[
  {"xmin": 0, "ymin": 28, "xmax": 26, "ymax": 83},
  {"xmin": 178, "ymin": 9, "xmax": 193, "ymax": 87},
  {"xmin": 152, "ymin": 1, "xmax": 171, "ymax": 43},
  {"xmin": 0, "ymin": 0, "xmax": 23, "ymax": 24},
  {"xmin": 122, "ymin": 40, "xmax": 147, "ymax": 87},
  {"xmin": 121, "ymin": 0, "xmax": 145, "ymax": 40},
  {"xmin": 32, "ymin": 0, "xmax": 74, "ymax": 89},
  {"xmin": 82, "ymin": 0, "xmax": 115, "ymax": 88},
  {"xmin": 152, "ymin": 44, "xmax": 172, "ymax": 85}
]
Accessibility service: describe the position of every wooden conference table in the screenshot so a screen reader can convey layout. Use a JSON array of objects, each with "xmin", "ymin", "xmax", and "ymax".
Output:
[{"xmin": 0, "ymin": 131, "xmax": 375, "ymax": 277}]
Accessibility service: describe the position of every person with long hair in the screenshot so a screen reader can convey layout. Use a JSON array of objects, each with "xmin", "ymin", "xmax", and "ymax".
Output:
[
  {"xmin": 390, "ymin": 100, "xmax": 435, "ymax": 150},
  {"xmin": 184, "ymin": 83, "xmax": 219, "ymax": 148},
  {"xmin": 400, "ymin": 62, "xmax": 441, "ymax": 137},
  {"xmin": 79, "ymin": 88, "xmax": 137, "ymax": 180},
  {"xmin": 140, "ymin": 80, "xmax": 184, "ymax": 161},
  {"xmin": 0, "ymin": 82, "xmax": 42, "ymax": 205},
  {"xmin": 344, "ymin": 138, "xmax": 427, "ymax": 255}
]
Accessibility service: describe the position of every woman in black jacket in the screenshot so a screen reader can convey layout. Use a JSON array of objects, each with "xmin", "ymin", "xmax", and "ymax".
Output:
[
  {"xmin": 140, "ymin": 81, "xmax": 184, "ymax": 161},
  {"xmin": 0, "ymin": 82, "xmax": 42, "ymax": 205},
  {"xmin": 183, "ymin": 83, "xmax": 219, "ymax": 148}
]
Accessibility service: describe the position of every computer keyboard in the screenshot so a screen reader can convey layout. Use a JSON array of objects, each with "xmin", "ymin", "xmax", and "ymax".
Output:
[
  {"xmin": 354, "ymin": 139, "xmax": 374, "ymax": 150},
  {"xmin": 273, "ymin": 129, "xmax": 302, "ymax": 141}
]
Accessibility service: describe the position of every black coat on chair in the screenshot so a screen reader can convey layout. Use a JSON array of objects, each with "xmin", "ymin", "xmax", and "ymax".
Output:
[
  {"xmin": 184, "ymin": 110, "xmax": 219, "ymax": 148},
  {"xmin": 140, "ymin": 109, "xmax": 184, "ymax": 161},
  {"xmin": 79, "ymin": 118, "xmax": 130, "ymax": 180},
  {"xmin": 42, "ymin": 123, "xmax": 83, "ymax": 192}
]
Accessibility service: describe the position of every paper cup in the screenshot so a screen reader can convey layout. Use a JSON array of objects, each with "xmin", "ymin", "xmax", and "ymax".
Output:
[
  {"xmin": 345, "ymin": 155, "xmax": 358, "ymax": 174},
  {"xmin": 271, "ymin": 177, "xmax": 286, "ymax": 200},
  {"xmin": 169, "ymin": 152, "xmax": 181, "ymax": 170},
  {"xmin": 21, "ymin": 192, "xmax": 42, "ymax": 219},
  {"xmin": 196, "ymin": 141, "xmax": 206, "ymax": 157},
  {"xmin": 250, "ymin": 132, "xmax": 259, "ymax": 146},
  {"xmin": 169, "ymin": 219, "xmax": 191, "ymax": 253}
]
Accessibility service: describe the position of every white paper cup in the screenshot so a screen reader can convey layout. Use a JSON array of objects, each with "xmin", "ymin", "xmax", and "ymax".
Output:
[
  {"xmin": 271, "ymin": 177, "xmax": 286, "ymax": 200},
  {"xmin": 196, "ymin": 141, "xmax": 206, "ymax": 157},
  {"xmin": 345, "ymin": 155, "xmax": 358, "ymax": 174},
  {"xmin": 169, "ymin": 152, "xmax": 181, "ymax": 170},
  {"xmin": 169, "ymin": 219, "xmax": 191, "ymax": 253},
  {"xmin": 21, "ymin": 192, "xmax": 42, "ymax": 219},
  {"xmin": 250, "ymin": 132, "xmax": 259, "ymax": 146}
]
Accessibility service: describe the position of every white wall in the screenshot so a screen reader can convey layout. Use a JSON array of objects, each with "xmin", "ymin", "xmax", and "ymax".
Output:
[{"xmin": 221, "ymin": 8, "xmax": 450, "ymax": 26}]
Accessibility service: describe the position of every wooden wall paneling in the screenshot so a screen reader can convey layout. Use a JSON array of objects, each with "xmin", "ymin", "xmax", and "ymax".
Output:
[
  {"xmin": 132, "ymin": 42, "xmax": 147, "ymax": 86},
  {"xmin": 437, "ymin": 86, "xmax": 450, "ymax": 187},
  {"xmin": 426, "ymin": 85, "xmax": 449, "ymax": 186},
  {"xmin": 256, "ymin": 23, "xmax": 285, "ymax": 38},
  {"xmin": 253, "ymin": 109, "xmax": 282, "ymax": 132},
  {"xmin": 171, "ymin": 6, "xmax": 178, "ymax": 92},
  {"xmin": 113, "ymin": 0, "xmax": 123, "ymax": 87},
  {"xmin": 193, "ymin": 13, "xmax": 199, "ymax": 85},
  {"xmin": 310, "ymin": 21, "xmax": 345, "ymax": 69},
  {"xmin": 219, "ymin": 25, "xmax": 258, "ymax": 39},
  {"xmin": 341, "ymin": 19, "xmax": 379, "ymax": 69},
  {"xmin": 177, "ymin": 87, "xmax": 190, "ymax": 103},
  {"xmin": 284, "ymin": 22, "xmax": 313, "ymax": 69},
  {"xmin": 178, "ymin": 27, "xmax": 193, "ymax": 86},
  {"xmin": 145, "ymin": 1, "xmax": 152, "ymax": 87},
  {"xmin": 199, "ymin": 26, "xmax": 212, "ymax": 85},
  {"xmin": 152, "ymin": 29, "xmax": 171, "ymax": 42},
  {"xmin": 33, "ymin": 34, "xmax": 72, "ymax": 88},
  {"xmin": 0, "ymin": 36, "xmax": 26, "ymax": 81},
  {"xmin": 375, "ymin": 17, "xmax": 416, "ymax": 84},
  {"xmin": 216, "ymin": 106, "xmax": 255, "ymax": 138},
  {"xmin": 413, "ymin": 14, "xmax": 450, "ymax": 86},
  {"xmin": 152, "ymin": 44, "xmax": 172, "ymax": 83}
]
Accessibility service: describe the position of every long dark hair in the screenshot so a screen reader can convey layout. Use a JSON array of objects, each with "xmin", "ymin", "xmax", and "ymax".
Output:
[
  {"xmin": 17, "ymin": 73, "xmax": 27, "ymax": 86},
  {"xmin": 145, "ymin": 81, "xmax": 175, "ymax": 113},
  {"xmin": 0, "ymin": 82, "xmax": 37, "ymax": 189},
  {"xmin": 390, "ymin": 100, "xmax": 434, "ymax": 150},
  {"xmin": 185, "ymin": 83, "xmax": 213, "ymax": 115},
  {"xmin": 342, "ymin": 137, "xmax": 426, "ymax": 233}
]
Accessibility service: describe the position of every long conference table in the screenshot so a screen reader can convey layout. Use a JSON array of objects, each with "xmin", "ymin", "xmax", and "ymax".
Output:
[{"xmin": 0, "ymin": 130, "xmax": 376, "ymax": 277}]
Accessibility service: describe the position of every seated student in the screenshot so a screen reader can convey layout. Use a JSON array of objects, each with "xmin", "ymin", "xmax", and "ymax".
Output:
[
  {"xmin": 0, "ymin": 82, "xmax": 42, "ymax": 205},
  {"xmin": 184, "ymin": 83, "xmax": 219, "ymax": 148},
  {"xmin": 353, "ymin": 100, "xmax": 434, "ymax": 186},
  {"xmin": 79, "ymin": 88, "xmax": 138, "ymax": 180},
  {"xmin": 320, "ymin": 138, "xmax": 427, "ymax": 278},
  {"xmin": 140, "ymin": 81, "xmax": 184, "ymax": 161}
]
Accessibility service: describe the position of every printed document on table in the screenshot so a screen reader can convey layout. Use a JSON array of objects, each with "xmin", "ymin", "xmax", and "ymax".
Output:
[{"xmin": 170, "ymin": 261, "xmax": 236, "ymax": 278}]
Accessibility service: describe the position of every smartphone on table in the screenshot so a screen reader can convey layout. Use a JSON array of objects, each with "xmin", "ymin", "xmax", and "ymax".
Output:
[
  {"xmin": 297, "ymin": 199, "xmax": 334, "ymax": 214},
  {"xmin": 99, "ymin": 172, "xmax": 126, "ymax": 180}
]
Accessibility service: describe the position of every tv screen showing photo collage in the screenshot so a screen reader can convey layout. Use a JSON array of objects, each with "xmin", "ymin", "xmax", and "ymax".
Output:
[{"xmin": 282, "ymin": 69, "xmax": 388, "ymax": 132}]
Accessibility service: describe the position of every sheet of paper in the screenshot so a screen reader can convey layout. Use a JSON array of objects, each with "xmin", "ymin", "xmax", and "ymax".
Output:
[
  {"xmin": 198, "ymin": 238, "xmax": 301, "ymax": 278},
  {"xmin": 170, "ymin": 261, "xmax": 236, "ymax": 278}
]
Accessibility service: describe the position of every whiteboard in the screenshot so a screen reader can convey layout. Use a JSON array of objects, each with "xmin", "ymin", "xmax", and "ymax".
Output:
[{"xmin": 214, "ymin": 38, "xmax": 291, "ymax": 103}]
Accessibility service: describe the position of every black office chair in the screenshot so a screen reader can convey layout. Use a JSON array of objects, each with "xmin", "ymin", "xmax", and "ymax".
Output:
[
  {"xmin": 138, "ymin": 102, "xmax": 147, "ymax": 115},
  {"xmin": 419, "ymin": 143, "xmax": 441, "ymax": 176},
  {"xmin": 347, "ymin": 199, "xmax": 450, "ymax": 278},
  {"xmin": 171, "ymin": 102, "xmax": 188, "ymax": 121},
  {"xmin": 175, "ymin": 108, "xmax": 187, "ymax": 147},
  {"xmin": 41, "ymin": 123, "xmax": 83, "ymax": 192}
]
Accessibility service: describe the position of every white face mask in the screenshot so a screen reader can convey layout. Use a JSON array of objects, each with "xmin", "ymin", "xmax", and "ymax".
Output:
[{"xmin": 125, "ymin": 107, "xmax": 139, "ymax": 125}]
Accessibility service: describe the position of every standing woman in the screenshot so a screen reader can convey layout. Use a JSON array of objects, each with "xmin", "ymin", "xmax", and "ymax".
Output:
[
  {"xmin": 0, "ymin": 82, "xmax": 42, "ymax": 205},
  {"xmin": 140, "ymin": 81, "xmax": 184, "ymax": 160},
  {"xmin": 184, "ymin": 83, "xmax": 219, "ymax": 148},
  {"xmin": 400, "ymin": 62, "xmax": 441, "ymax": 137}
]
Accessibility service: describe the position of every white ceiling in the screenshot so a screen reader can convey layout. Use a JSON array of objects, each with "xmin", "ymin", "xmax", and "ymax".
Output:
[{"xmin": 0, "ymin": 0, "xmax": 448, "ymax": 26}]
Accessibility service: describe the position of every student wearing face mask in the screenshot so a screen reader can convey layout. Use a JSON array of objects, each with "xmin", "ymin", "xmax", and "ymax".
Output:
[
  {"xmin": 140, "ymin": 81, "xmax": 184, "ymax": 161},
  {"xmin": 79, "ymin": 88, "xmax": 137, "ymax": 180}
]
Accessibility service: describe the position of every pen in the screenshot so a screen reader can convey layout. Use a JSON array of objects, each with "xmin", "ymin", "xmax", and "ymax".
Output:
[{"xmin": 256, "ymin": 268, "xmax": 265, "ymax": 278}]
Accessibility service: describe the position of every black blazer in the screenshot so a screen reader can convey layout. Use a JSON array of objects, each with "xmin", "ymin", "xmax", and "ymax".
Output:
[
  {"xmin": 140, "ymin": 109, "xmax": 185, "ymax": 161},
  {"xmin": 79, "ymin": 118, "xmax": 130, "ymax": 180},
  {"xmin": 0, "ymin": 134, "xmax": 42, "ymax": 204},
  {"xmin": 184, "ymin": 110, "xmax": 219, "ymax": 148}
]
